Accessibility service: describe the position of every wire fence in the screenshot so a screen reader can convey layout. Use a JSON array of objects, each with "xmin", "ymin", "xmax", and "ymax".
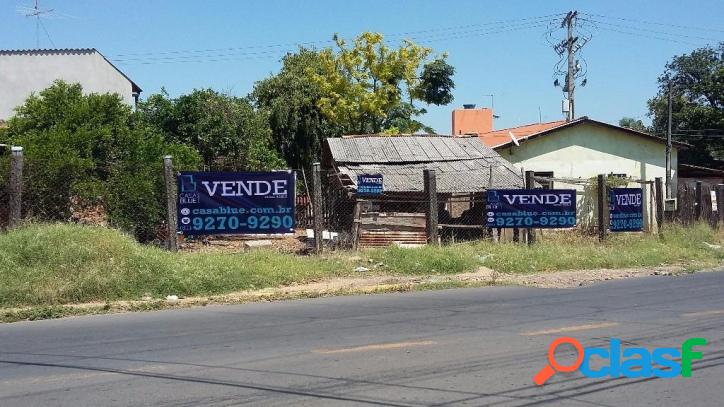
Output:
[
  {"xmin": 0, "ymin": 152, "xmax": 720, "ymax": 251},
  {"xmin": 0, "ymin": 157, "xmax": 8, "ymax": 230}
]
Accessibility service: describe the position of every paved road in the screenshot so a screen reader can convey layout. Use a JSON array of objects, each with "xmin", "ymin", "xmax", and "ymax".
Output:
[{"xmin": 2, "ymin": 271, "xmax": 724, "ymax": 406}]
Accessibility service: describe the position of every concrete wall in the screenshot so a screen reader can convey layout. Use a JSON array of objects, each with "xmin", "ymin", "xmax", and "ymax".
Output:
[
  {"xmin": 496, "ymin": 122, "xmax": 679, "ymax": 232},
  {"xmin": 0, "ymin": 51, "xmax": 136, "ymax": 120}
]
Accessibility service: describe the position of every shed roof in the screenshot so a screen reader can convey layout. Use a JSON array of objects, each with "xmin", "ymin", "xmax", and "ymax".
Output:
[
  {"xmin": 327, "ymin": 135, "xmax": 505, "ymax": 163},
  {"xmin": 324, "ymin": 135, "xmax": 523, "ymax": 193}
]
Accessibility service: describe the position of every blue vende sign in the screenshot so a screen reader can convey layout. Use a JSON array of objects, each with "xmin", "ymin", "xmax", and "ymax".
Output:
[
  {"xmin": 177, "ymin": 171, "xmax": 295, "ymax": 235},
  {"xmin": 357, "ymin": 173, "xmax": 383, "ymax": 195},
  {"xmin": 485, "ymin": 189, "xmax": 577, "ymax": 228},
  {"xmin": 609, "ymin": 188, "xmax": 643, "ymax": 232}
]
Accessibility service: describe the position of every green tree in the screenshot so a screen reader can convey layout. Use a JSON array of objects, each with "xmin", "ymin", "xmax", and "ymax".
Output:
[
  {"xmin": 618, "ymin": 117, "xmax": 648, "ymax": 132},
  {"xmin": 415, "ymin": 58, "xmax": 456, "ymax": 106},
  {"xmin": 252, "ymin": 49, "xmax": 343, "ymax": 170},
  {"xmin": 137, "ymin": 89, "xmax": 284, "ymax": 170},
  {"xmin": 648, "ymin": 42, "xmax": 724, "ymax": 167},
  {"xmin": 0, "ymin": 81, "xmax": 201, "ymax": 241},
  {"xmin": 310, "ymin": 32, "xmax": 454, "ymax": 134}
]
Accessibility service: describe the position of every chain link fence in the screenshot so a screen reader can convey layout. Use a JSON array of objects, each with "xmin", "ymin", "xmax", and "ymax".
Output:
[
  {"xmin": 1, "ymin": 150, "xmax": 721, "ymax": 251},
  {"xmin": 0, "ymin": 155, "xmax": 8, "ymax": 229}
]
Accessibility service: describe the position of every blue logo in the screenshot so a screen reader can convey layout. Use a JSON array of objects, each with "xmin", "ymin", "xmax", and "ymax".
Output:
[{"xmin": 180, "ymin": 175, "xmax": 197, "ymax": 192}]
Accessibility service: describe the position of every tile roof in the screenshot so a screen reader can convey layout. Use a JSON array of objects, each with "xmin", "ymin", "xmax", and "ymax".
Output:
[
  {"xmin": 324, "ymin": 135, "xmax": 524, "ymax": 193},
  {"xmin": 479, "ymin": 117, "xmax": 690, "ymax": 149},
  {"xmin": 478, "ymin": 120, "xmax": 567, "ymax": 148},
  {"xmin": 0, "ymin": 48, "xmax": 96, "ymax": 56}
]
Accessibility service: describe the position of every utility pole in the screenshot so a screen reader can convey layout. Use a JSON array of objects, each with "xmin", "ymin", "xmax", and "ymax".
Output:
[
  {"xmin": 563, "ymin": 11, "xmax": 578, "ymax": 121},
  {"xmin": 666, "ymin": 81, "xmax": 673, "ymax": 199}
]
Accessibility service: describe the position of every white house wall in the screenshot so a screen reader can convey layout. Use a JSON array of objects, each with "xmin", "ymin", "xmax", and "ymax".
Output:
[
  {"xmin": 0, "ymin": 52, "xmax": 135, "ymax": 120},
  {"xmin": 496, "ymin": 123, "xmax": 678, "ymax": 232}
]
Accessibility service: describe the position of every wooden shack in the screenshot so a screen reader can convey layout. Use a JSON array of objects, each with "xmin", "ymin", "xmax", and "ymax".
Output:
[{"xmin": 322, "ymin": 135, "xmax": 524, "ymax": 247}]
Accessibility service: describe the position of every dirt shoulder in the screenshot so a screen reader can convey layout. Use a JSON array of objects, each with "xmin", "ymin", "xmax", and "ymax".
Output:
[{"xmin": 1, "ymin": 264, "xmax": 704, "ymax": 323}]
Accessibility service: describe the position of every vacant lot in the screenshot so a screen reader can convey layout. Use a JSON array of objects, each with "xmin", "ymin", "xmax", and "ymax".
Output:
[{"xmin": 0, "ymin": 223, "xmax": 722, "ymax": 311}]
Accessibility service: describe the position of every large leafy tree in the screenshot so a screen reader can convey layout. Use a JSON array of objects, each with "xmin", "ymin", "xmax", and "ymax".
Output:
[
  {"xmin": 137, "ymin": 89, "xmax": 284, "ymax": 170},
  {"xmin": 0, "ymin": 81, "xmax": 200, "ymax": 241},
  {"xmin": 310, "ymin": 32, "xmax": 455, "ymax": 134},
  {"xmin": 251, "ymin": 49, "xmax": 343, "ymax": 170},
  {"xmin": 648, "ymin": 42, "xmax": 724, "ymax": 167}
]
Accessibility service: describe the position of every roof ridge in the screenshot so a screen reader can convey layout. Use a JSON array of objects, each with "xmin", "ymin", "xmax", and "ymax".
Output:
[
  {"xmin": 0, "ymin": 48, "xmax": 97, "ymax": 55},
  {"xmin": 480, "ymin": 120, "xmax": 567, "ymax": 134}
]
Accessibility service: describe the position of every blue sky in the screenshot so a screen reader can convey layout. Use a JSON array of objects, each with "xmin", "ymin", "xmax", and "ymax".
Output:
[{"xmin": 3, "ymin": 0, "xmax": 722, "ymax": 133}]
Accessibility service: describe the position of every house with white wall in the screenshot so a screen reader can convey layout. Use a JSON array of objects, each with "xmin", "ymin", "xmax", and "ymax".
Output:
[
  {"xmin": 450, "ymin": 105, "xmax": 688, "ymax": 231},
  {"xmin": 0, "ymin": 48, "xmax": 141, "ymax": 121},
  {"xmin": 479, "ymin": 117, "xmax": 688, "ymax": 230}
]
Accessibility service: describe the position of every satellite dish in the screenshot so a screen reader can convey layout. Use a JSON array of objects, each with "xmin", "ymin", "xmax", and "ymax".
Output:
[{"xmin": 508, "ymin": 131, "xmax": 520, "ymax": 147}]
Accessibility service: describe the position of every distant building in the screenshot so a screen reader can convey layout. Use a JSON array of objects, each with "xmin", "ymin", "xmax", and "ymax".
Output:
[
  {"xmin": 678, "ymin": 164, "xmax": 724, "ymax": 188},
  {"xmin": 0, "ymin": 48, "xmax": 141, "ymax": 120},
  {"xmin": 451, "ymin": 105, "xmax": 493, "ymax": 136}
]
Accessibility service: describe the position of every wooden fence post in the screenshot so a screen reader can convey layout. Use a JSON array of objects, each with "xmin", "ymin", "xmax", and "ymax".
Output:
[
  {"xmin": 694, "ymin": 180, "xmax": 702, "ymax": 222},
  {"xmin": 525, "ymin": 170, "xmax": 536, "ymax": 245},
  {"xmin": 654, "ymin": 177, "xmax": 664, "ymax": 230},
  {"xmin": 312, "ymin": 162, "xmax": 323, "ymax": 254},
  {"xmin": 598, "ymin": 174, "xmax": 607, "ymax": 242},
  {"xmin": 163, "ymin": 155, "xmax": 178, "ymax": 251},
  {"xmin": 717, "ymin": 184, "xmax": 724, "ymax": 228},
  {"xmin": 351, "ymin": 199, "xmax": 362, "ymax": 250},
  {"xmin": 8, "ymin": 146, "xmax": 24, "ymax": 228},
  {"xmin": 423, "ymin": 169, "xmax": 439, "ymax": 245}
]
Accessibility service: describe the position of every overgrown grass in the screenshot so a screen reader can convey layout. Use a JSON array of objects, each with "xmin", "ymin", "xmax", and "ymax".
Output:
[
  {"xmin": 0, "ymin": 224, "xmax": 353, "ymax": 308},
  {"xmin": 0, "ymin": 223, "xmax": 722, "ymax": 309},
  {"xmin": 369, "ymin": 223, "xmax": 724, "ymax": 274}
]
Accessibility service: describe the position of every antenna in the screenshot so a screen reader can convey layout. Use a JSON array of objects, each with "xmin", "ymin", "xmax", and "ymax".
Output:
[{"xmin": 20, "ymin": 0, "xmax": 55, "ymax": 48}]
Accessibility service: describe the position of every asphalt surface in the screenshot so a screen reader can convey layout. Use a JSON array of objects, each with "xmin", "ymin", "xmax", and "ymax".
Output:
[{"xmin": 2, "ymin": 271, "xmax": 724, "ymax": 406}]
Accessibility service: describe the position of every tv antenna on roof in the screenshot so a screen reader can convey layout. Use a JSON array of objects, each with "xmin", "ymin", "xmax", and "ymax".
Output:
[{"xmin": 19, "ymin": 0, "xmax": 55, "ymax": 48}]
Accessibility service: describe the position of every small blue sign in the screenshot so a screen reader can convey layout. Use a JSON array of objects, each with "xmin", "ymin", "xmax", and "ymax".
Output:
[
  {"xmin": 609, "ymin": 188, "xmax": 643, "ymax": 232},
  {"xmin": 177, "ymin": 171, "xmax": 295, "ymax": 235},
  {"xmin": 357, "ymin": 173, "xmax": 383, "ymax": 195},
  {"xmin": 485, "ymin": 189, "xmax": 577, "ymax": 228}
]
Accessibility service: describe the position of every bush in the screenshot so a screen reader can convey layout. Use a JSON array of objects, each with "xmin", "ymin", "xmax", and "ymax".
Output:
[{"xmin": 0, "ymin": 81, "xmax": 201, "ymax": 241}]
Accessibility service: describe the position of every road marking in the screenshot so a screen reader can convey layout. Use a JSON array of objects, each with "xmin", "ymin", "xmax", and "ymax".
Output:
[
  {"xmin": 313, "ymin": 340, "xmax": 436, "ymax": 354},
  {"xmin": 682, "ymin": 309, "xmax": 724, "ymax": 318},
  {"xmin": 521, "ymin": 322, "xmax": 619, "ymax": 336}
]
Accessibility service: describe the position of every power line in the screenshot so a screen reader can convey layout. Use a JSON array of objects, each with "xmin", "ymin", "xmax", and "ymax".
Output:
[
  {"xmin": 579, "ymin": 12, "xmax": 724, "ymax": 34},
  {"xmin": 587, "ymin": 25, "xmax": 706, "ymax": 47},
  {"xmin": 109, "ymin": 13, "xmax": 564, "ymax": 60},
  {"xmin": 38, "ymin": 18, "xmax": 55, "ymax": 48},
  {"xmin": 579, "ymin": 18, "xmax": 721, "ymax": 43},
  {"xmin": 112, "ymin": 19, "xmax": 558, "ymax": 65}
]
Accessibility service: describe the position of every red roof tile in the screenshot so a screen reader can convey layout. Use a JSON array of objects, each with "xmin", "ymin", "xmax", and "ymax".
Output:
[{"xmin": 478, "ymin": 120, "xmax": 567, "ymax": 147}]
